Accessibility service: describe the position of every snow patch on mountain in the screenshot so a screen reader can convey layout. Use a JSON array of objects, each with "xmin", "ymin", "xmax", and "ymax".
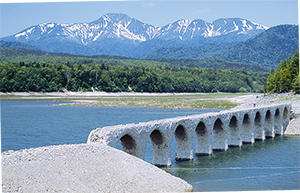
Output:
[{"xmin": 4, "ymin": 13, "xmax": 269, "ymax": 57}]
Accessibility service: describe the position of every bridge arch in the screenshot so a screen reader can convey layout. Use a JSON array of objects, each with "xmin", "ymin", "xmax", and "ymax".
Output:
[
  {"xmin": 195, "ymin": 121, "xmax": 211, "ymax": 155},
  {"xmin": 228, "ymin": 115, "xmax": 240, "ymax": 146},
  {"xmin": 149, "ymin": 129, "xmax": 168, "ymax": 165},
  {"xmin": 174, "ymin": 124, "xmax": 192, "ymax": 160},
  {"xmin": 264, "ymin": 110, "xmax": 274, "ymax": 137},
  {"xmin": 119, "ymin": 134, "xmax": 138, "ymax": 156},
  {"xmin": 241, "ymin": 113, "xmax": 252, "ymax": 143},
  {"xmin": 283, "ymin": 106, "xmax": 289, "ymax": 121},
  {"xmin": 254, "ymin": 111, "xmax": 264, "ymax": 140},
  {"xmin": 274, "ymin": 108, "xmax": 282, "ymax": 134},
  {"xmin": 282, "ymin": 106, "xmax": 290, "ymax": 133},
  {"xmin": 212, "ymin": 118, "xmax": 227, "ymax": 150}
]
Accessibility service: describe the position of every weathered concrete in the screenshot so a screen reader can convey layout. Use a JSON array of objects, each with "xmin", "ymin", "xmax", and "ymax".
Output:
[{"xmin": 88, "ymin": 103, "xmax": 291, "ymax": 166}]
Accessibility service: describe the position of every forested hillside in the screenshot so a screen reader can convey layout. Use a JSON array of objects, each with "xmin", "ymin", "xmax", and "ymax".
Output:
[
  {"xmin": 0, "ymin": 62, "xmax": 268, "ymax": 93},
  {"xmin": 0, "ymin": 44, "xmax": 269, "ymax": 93},
  {"xmin": 266, "ymin": 50, "xmax": 299, "ymax": 93},
  {"xmin": 145, "ymin": 25, "xmax": 299, "ymax": 70},
  {"xmin": 0, "ymin": 46, "xmax": 266, "ymax": 72}
]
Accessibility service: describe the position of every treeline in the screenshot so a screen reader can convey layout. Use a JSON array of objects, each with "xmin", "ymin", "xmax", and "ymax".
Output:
[
  {"xmin": 0, "ymin": 46, "xmax": 267, "ymax": 72},
  {"xmin": 0, "ymin": 61, "xmax": 268, "ymax": 93},
  {"xmin": 265, "ymin": 50, "xmax": 299, "ymax": 93}
]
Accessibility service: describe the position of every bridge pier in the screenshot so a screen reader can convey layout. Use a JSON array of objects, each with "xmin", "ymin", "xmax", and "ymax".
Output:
[
  {"xmin": 148, "ymin": 122, "xmax": 173, "ymax": 166},
  {"xmin": 264, "ymin": 110, "xmax": 274, "ymax": 137},
  {"xmin": 173, "ymin": 119, "xmax": 195, "ymax": 160},
  {"xmin": 195, "ymin": 121, "xmax": 212, "ymax": 155},
  {"xmin": 253, "ymin": 111, "xmax": 265, "ymax": 140},
  {"xmin": 212, "ymin": 118, "xmax": 228, "ymax": 150},
  {"xmin": 227, "ymin": 114, "xmax": 242, "ymax": 146},
  {"xmin": 240, "ymin": 113, "xmax": 253, "ymax": 143}
]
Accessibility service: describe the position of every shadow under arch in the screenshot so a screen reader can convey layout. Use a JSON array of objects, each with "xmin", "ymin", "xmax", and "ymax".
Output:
[
  {"xmin": 254, "ymin": 111, "xmax": 264, "ymax": 140},
  {"xmin": 264, "ymin": 110, "xmax": 273, "ymax": 137},
  {"xmin": 282, "ymin": 106, "xmax": 290, "ymax": 133},
  {"xmin": 174, "ymin": 124, "xmax": 191, "ymax": 160},
  {"xmin": 283, "ymin": 106, "xmax": 289, "ymax": 121},
  {"xmin": 228, "ymin": 115, "xmax": 240, "ymax": 146},
  {"xmin": 274, "ymin": 108, "xmax": 281, "ymax": 134},
  {"xmin": 195, "ymin": 121, "xmax": 211, "ymax": 155},
  {"xmin": 241, "ymin": 113, "xmax": 252, "ymax": 143},
  {"xmin": 212, "ymin": 118, "xmax": 227, "ymax": 150},
  {"xmin": 149, "ymin": 129, "xmax": 167, "ymax": 165},
  {"xmin": 120, "ymin": 134, "xmax": 137, "ymax": 156}
]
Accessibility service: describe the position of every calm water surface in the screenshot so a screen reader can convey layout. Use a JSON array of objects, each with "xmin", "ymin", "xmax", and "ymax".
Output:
[{"xmin": 1, "ymin": 101, "xmax": 299, "ymax": 191}]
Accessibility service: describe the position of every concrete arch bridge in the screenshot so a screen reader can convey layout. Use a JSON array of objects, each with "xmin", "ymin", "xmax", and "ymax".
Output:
[{"xmin": 87, "ymin": 103, "xmax": 291, "ymax": 166}]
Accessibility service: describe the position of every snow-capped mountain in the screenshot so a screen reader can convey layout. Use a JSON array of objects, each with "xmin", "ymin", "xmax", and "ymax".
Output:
[{"xmin": 2, "ymin": 13, "xmax": 268, "ymax": 57}]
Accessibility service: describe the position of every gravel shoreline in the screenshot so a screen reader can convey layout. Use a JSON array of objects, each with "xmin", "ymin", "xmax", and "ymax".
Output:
[
  {"xmin": 2, "ymin": 93, "xmax": 299, "ymax": 192},
  {"xmin": 2, "ymin": 144, "xmax": 193, "ymax": 192}
]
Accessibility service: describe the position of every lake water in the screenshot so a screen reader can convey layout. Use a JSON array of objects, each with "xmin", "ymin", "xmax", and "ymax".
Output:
[{"xmin": 1, "ymin": 101, "xmax": 299, "ymax": 191}]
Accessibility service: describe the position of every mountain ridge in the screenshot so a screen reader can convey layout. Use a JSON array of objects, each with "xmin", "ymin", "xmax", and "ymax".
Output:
[
  {"xmin": 1, "ymin": 13, "xmax": 268, "ymax": 57},
  {"xmin": 145, "ymin": 24, "xmax": 299, "ymax": 70}
]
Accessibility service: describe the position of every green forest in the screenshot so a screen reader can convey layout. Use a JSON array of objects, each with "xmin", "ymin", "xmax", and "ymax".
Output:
[
  {"xmin": 2, "ymin": 45, "xmax": 299, "ymax": 94},
  {"xmin": 0, "ymin": 61, "xmax": 268, "ymax": 93},
  {"xmin": 265, "ymin": 50, "xmax": 299, "ymax": 93}
]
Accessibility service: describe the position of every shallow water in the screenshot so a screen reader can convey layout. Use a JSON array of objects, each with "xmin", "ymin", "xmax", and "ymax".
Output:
[
  {"xmin": 1, "ymin": 101, "xmax": 219, "ymax": 152},
  {"xmin": 163, "ymin": 135, "xmax": 300, "ymax": 191},
  {"xmin": 1, "ymin": 101, "xmax": 299, "ymax": 191}
]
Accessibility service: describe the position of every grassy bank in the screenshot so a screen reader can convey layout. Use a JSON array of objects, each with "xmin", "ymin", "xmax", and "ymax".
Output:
[{"xmin": 0, "ymin": 92, "xmax": 258, "ymax": 109}]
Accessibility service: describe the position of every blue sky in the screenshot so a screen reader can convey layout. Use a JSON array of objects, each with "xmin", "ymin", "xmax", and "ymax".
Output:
[{"xmin": 0, "ymin": 0, "xmax": 298, "ymax": 38}]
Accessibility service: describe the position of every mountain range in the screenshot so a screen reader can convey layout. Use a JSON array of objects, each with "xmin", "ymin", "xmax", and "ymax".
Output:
[
  {"xmin": 2, "ymin": 13, "xmax": 268, "ymax": 58},
  {"xmin": 145, "ymin": 25, "xmax": 299, "ymax": 70}
]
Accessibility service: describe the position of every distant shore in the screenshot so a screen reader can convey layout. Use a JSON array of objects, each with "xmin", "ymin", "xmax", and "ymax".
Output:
[{"xmin": 0, "ymin": 91, "xmax": 260, "ymax": 109}]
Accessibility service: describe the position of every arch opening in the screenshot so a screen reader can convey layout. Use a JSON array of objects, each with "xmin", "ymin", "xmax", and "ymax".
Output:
[
  {"xmin": 213, "ymin": 118, "xmax": 224, "ymax": 133},
  {"xmin": 282, "ymin": 106, "xmax": 290, "ymax": 133},
  {"xmin": 228, "ymin": 116, "xmax": 240, "ymax": 146},
  {"xmin": 229, "ymin": 116, "xmax": 238, "ymax": 130},
  {"xmin": 264, "ymin": 110, "xmax": 273, "ymax": 137},
  {"xmin": 174, "ymin": 124, "xmax": 191, "ymax": 160},
  {"xmin": 254, "ymin": 112, "xmax": 263, "ymax": 140},
  {"xmin": 243, "ymin": 114, "xmax": 251, "ymax": 127},
  {"xmin": 175, "ymin": 125, "xmax": 187, "ymax": 141},
  {"xmin": 241, "ymin": 113, "xmax": 252, "ymax": 143},
  {"xmin": 274, "ymin": 109, "xmax": 280, "ymax": 124},
  {"xmin": 212, "ymin": 118, "xmax": 226, "ymax": 150},
  {"xmin": 254, "ymin": 112, "xmax": 262, "ymax": 126},
  {"xmin": 150, "ymin": 129, "xmax": 163, "ymax": 146},
  {"xmin": 283, "ymin": 107, "xmax": 289, "ymax": 121},
  {"xmin": 149, "ymin": 129, "xmax": 169, "ymax": 166},
  {"xmin": 120, "ymin": 134, "xmax": 137, "ymax": 156},
  {"xmin": 196, "ymin": 121, "xmax": 207, "ymax": 136},
  {"xmin": 274, "ymin": 108, "xmax": 281, "ymax": 135},
  {"xmin": 265, "ymin": 110, "xmax": 272, "ymax": 124},
  {"xmin": 195, "ymin": 121, "xmax": 211, "ymax": 155}
]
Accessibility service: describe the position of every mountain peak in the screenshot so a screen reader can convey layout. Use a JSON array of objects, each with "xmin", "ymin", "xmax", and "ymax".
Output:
[
  {"xmin": 91, "ymin": 13, "xmax": 132, "ymax": 24},
  {"xmin": 2, "ymin": 13, "xmax": 269, "ymax": 57}
]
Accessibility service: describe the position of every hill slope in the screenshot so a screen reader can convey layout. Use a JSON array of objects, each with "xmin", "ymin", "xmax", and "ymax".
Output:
[{"xmin": 145, "ymin": 25, "xmax": 299, "ymax": 70}]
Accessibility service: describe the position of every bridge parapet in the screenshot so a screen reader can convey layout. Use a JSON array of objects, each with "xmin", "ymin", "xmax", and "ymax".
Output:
[{"xmin": 87, "ymin": 103, "xmax": 291, "ymax": 166}]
